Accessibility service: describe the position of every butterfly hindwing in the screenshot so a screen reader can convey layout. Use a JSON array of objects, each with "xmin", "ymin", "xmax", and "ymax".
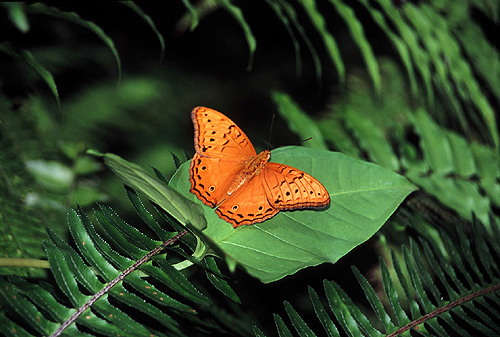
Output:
[
  {"xmin": 192, "ymin": 107, "xmax": 256, "ymax": 159},
  {"xmin": 216, "ymin": 177, "xmax": 279, "ymax": 227},
  {"xmin": 263, "ymin": 162, "xmax": 330, "ymax": 210}
]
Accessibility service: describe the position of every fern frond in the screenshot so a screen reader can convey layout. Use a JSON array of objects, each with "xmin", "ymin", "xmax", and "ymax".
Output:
[
  {"xmin": 261, "ymin": 217, "xmax": 500, "ymax": 336},
  {"xmin": 0, "ymin": 189, "xmax": 246, "ymax": 336},
  {"xmin": 0, "ymin": 97, "xmax": 68, "ymax": 277},
  {"xmin": 299, "ymin": 0, "xmax": 345, "ymax": 84},
  {"xmin": 277, "ymin": 72, "xmax": 499, "ymax": 226}
]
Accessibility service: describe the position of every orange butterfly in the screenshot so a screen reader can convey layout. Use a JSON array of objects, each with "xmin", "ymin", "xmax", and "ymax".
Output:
[{"xmin": 189, "ymin": 107, "xmax": 330, "ymax": 227}]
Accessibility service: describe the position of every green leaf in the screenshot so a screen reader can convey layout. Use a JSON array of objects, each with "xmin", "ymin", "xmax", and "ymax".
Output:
[
  {"xmin": 470, "ymin": 142, "xmax": 500, "ymax": 207},
  {"xmin": 25, "ymin": 160, "xmax": 74, "ymax": 192},
  {"xmin": 407, "ymin": 174, "xmax": 490, "ymax": 225},
  {"xmin": 458, "ymin": 20, "xmax": 500, "ymax": 104},
  {"xmin": 379, "ymin": 258, "xmax": 410, "ymax": 327},
  {"xmin": 323, "ymin": 280, "xmax": 374, "ymax": 337},
  {"xmin": 97, "ymin": 204, "xmax": 158, "ymax": 250},
  {"xmin": 5, "ymin": 2, "xmax": 29, "ymax": 33},
  {"xmin": 412, "ymin": 108, "xmax": 454, "ymax": 174},
  {"xmin": 0, "ymin": 279, "xmax": 59, "ymax": 335},
  {"xmin": 272, "ymin": 91, "xmax": 327, "ymax": 150},
  {"xmin": 277, "ymin": 0, "xmax": 322, "ymax": 81},
  {"xmin": 352, "ymin": 266, "xmax": 395, "ymax": 332},
  {"xmin": 68, "ymin": 209, "xmax": 120, "ymax": 281},
  {"xmin": 358, "ymin": 0, "xmax": 418, "ymax": 97},
  {"xmin": 445, "ymin": 131, "xmax": 477, "ymax": 177},
  {"xmin": 265, "ymin": 0, "xmax": 302, "ymax": 76},
  {"xmin": 181, "ymin": 0, "xmax": 200, "ymax": 31},
  {"xmin": 0, "ymin": 315, "xmax": 33, "ymax": 337},
  {"xmin": 328, "ymin": 0, "xmax": 381, "ymax": 93},
  {"xmin": 308, "ymin": 286, "xmax": 339, "ymax": 337},
  {"xmin": 284, "ymin": 301, "xmax": 316, "ymax": 337},
  {"xmin": 95, "ymin": 152, "xmax": 207, "ymax": 231},
  {"xmin": 344, "ymin": 108, "xmax": 400, "ymax": 171},
  {"xmin": 268, "ymin": 218, "xmax": 500, "ymax": 336},
  {"xmin": 300, "ymin": 0, "xmax": 344, "ymax": 84},
  {"xmin": 253, "ymin": 325, "xmax": 268, "ymax": 337},
  {"xmin": 171, "ymin": 151, "xmax": 182, "ymax": 170},
  {"xmin": 124, "ymin": 186, "xmax": 172, "ymax": 240},
  {"xmin": 218, "ymin": 0, "xmax": 256, "ymax": 71},
  {"xmin": 141, "ymin": 261, "xmax": 211, "ymax": 306},
  {"xmin": 375, "ymin": 0, "xmax": 434, "ymax": 103},
  {"xmin": 121, "ymin": 1, "xmax": 165, "ymax": 62},
  {"xmin": 420, "ymin": 5, "xmax": 499, "ymax": 150},
  {"xmin": 7, "ymin": 276, "xmax": 73, "ymax": 323},
  {"xmin": 43, "ymin": 241, "xmax": 89, "ymax": 307},
  {"xmin": 274, "ymin": 314, "xmax": 294, "ymax": 337},
  {"xmin": 26, "ymin": 3, "xmax": 122, "ymax": 82},
  {"xmin": 204, "ymin": 256, "xmax": 241, "ymax": 303},
  {"xmin": 170, "ymin": 146, "xmax": 416, "ymax": 283},
  {"xmin": 0, "ymin": 42, "xmax": 60, "ymax": 105}
]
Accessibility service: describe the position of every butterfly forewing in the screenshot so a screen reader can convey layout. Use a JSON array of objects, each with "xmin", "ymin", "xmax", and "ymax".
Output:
[
  {"xmin": 189, "ymin": 154, "xmax": 244, "ymax": 207},
  {"xmin": 263, "ymin": 162, "xmax": 330, "ymax": 210},
  {"xmin": 216, "ymin": 177, "xmax": 279, "ymax": 227},
  {"xmin": 192, "ymin": 107, "xmax": 256, "ymax": 159}
]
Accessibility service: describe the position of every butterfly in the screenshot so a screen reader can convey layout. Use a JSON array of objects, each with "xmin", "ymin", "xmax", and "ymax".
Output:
[{"xmin": 189, "ymin": 107, "xmax": 330, "ymax": 227}]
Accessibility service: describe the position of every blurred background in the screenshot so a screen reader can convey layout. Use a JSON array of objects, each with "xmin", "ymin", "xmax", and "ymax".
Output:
[{"xmin": 1, "ymin": 1, "xmax": 499, "ymax": 335}]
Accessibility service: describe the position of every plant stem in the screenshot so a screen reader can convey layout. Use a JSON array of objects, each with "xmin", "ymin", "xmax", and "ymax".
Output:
[
  {"xmin": 387, "ymin": 283, "xmax": 500, "ymax": 336},
  {"xmin": 49, "ymin": 229, "xmax": 189, "ymax": 337}
]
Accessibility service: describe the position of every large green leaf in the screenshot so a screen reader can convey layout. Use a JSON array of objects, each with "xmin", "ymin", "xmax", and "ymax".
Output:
[
  {"xmin": 93, "ymin": 151, "xmax": 207, "ymax": 232},
  {"xmin": 170, "ymin": 146, "xmax": 416, "ymax": 283}
]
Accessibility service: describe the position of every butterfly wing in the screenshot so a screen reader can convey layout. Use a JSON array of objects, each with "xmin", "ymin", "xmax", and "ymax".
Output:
[
  {"xmin": 191, "ymin": 106, "xmax": 256, "ymax": 159},
  {"xmin": 190, "ymin": 106, "xmax": 257, "ymax": 207},
  {"xmin": 190, "ymin": 106, "xmax": 329, "ymax": 227},
  {"xmin": 215, "ymin": 177, "xmax": 279, "ymax": 227},
  {"xmin": 263, "ymin": 162, "xmax": 330, "ymax": 210},
  {"xmin": 189, "ymin": 154, "xmax": 245, "ymax": 207}
]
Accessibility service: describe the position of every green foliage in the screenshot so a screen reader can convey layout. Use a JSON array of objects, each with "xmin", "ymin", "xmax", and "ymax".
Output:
[
  {"xmin": 170, "ymin": 146, "xmax": 416, "ymax": 282},
  {"xmin": 1, "ymin": 0, "xmax": 499, "ymax": 336},
  {"xmin": 299, "ymin": 0, "xmax": 345, "ymax": 83},
  {"xmin": 120, "ymin": 1, "xmax": 166, "ymax": 62},
  {"xmin": 0, "ymin": 197, "xmax": 248, "ymax": 336},
  {"xmin": 278, "ymin": 59, "xmax": 500, "ymax": 227},
  {"xmin": 26, "ymin": 3, "xmax": 122, "ymax": 82},
  {"xmin": 0, "ymin": 42, "xmax": 60, "ymax": 105},
  {"xmin": 259, "ymin": 217, "xmax": 500, "ymax": 336},
  {"xmin": 272, "ymin": 92, "xmax": 327, "ymax": 150},
  {"xmin": 217, "ymin": 0, "xmax": 257, "ymax": 70},
  {"xmin": 0, "ymin": 97, "xmax": 104, "ymax": 277},
  {"xmin": 96, "ymin": 152, "xmax": 207, "ymax": 231},
  {"xmin": 88, "ymin": 148, "xmax": 415, "ymax": 283}
]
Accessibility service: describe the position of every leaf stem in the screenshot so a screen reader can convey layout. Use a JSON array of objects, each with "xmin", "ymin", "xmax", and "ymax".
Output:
[
  {"xmin": 49, "ymin": 229, "xmax": 189, "ymax": 337},
  {"xmin": 387, "ymin": 283, "xmax": 500, "ymax": 336}
]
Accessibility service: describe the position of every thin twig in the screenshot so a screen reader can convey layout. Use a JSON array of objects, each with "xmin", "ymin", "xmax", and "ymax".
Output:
[{"xmin": 50, "ymin": 229, "xmax": 189, "ymax": 337}]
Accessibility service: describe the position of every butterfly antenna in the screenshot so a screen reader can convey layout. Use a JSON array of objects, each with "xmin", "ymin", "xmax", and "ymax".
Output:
[{"xmin": 266, "ymin": 113, "xmax": 276, "ymax": 150}]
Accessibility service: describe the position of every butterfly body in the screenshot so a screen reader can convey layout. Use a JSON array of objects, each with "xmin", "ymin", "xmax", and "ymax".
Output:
[
  {"xmin": 228, "ymin": 150, "xmax": 270, "ymax": 195},
  {"xmin": 189, "ymin": 107, "xmax": 330, "ymax": 227}
]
